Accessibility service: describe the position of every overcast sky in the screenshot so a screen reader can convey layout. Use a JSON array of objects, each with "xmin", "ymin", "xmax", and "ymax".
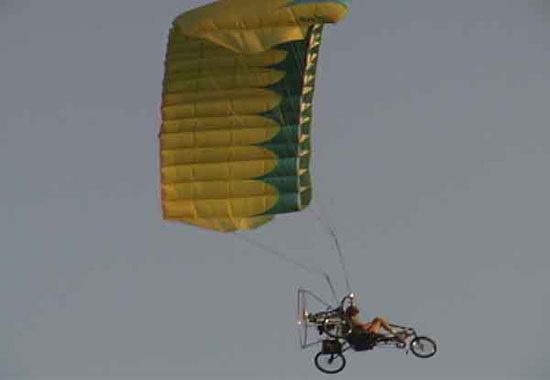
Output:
[{"xmin": 1, "ymin": 0, "xmax": 550, "ymax": 378}]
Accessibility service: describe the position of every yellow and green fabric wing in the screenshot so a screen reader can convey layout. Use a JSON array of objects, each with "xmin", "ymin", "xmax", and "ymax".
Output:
[{"xmin": 160, "ymin": 0, "xmax": 350, "ymax": 232}]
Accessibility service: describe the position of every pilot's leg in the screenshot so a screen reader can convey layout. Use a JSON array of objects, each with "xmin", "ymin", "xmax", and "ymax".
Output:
[
  {"xmin": 371, "ymin": 317, "xmax": 406, "ymax": 343},
  {"xmin": 365, "ymin": 318, "xmax": 384, "ymax": 334},
  {"xmin": 368, "ymin": 317, "xmax": 397, "ymax": 335}
]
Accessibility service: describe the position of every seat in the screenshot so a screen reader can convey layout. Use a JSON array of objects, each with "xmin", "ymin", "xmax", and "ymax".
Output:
[{"xmin": 346, "ymin": 331, "xmax": 377, "ymax": 351}]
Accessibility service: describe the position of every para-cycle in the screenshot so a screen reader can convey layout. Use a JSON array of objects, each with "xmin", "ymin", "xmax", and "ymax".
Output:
[{"xmin": 297, "ymin": 289, "xmax": 437, "ymax": 374}]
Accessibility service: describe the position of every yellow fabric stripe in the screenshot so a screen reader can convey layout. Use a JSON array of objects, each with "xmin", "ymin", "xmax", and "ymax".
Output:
[
  {"xmin": 167, "ymin": 32, "xmax": 230, "ymax": 53},
  {"xmin": 162, "ymin": 180, "xmax": 278, "ymax": 201},
  {"xmin": 161, "ymin": 145, "xmax": 280, "ymax": 167},
  {"xmin": 161, "ymin": 155, "xmax": 279, "ymax": 184},
  {"xmin": 165, "ymin": 67, "xmax": 284, "ymax": 83},
  {"xmin": 161, "ymin": 89, "xmax": 282, "ymax": 119},
  {"xmin": 163, "ymin": 193, "xmax": 279, "ymax": 219},
  {"xmin": 161, "ymin": 115, "xmax": 279, "ymax": 134},
  {"xmin": 165, "ymin": 50, "xmax": 288, "ymax": 74},
  {"xmin": 160, "ymin": 126, "xmax": 280, "ymax": 150},
  {"xmin": 164, "ymin": 69, "xmax": 285, "ymax": 92},
  {"xmin": 167, "ymin": 46, "xmax": 242, "ymax": 60},
  {"xmin": 163, "ymin": 88, "xmax": 279, "ymax": 104}
]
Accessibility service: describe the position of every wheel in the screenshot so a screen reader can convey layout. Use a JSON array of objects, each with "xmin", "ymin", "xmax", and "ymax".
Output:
[
  {"xmin": 314, "ymin": 351, "xmax": 346, "ymax": 374},
  {"xmin": 409, "ymin": 336, "xmax": 437, "ymax": 358},
  {"xmin": 323, "ymin": 317, "xmax": 352, "ymax": 338}
]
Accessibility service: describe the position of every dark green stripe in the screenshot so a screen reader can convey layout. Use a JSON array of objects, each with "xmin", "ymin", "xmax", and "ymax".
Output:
[{"xmin": 255, "ymin": 26, "xmax": 323, "ymax": 216}]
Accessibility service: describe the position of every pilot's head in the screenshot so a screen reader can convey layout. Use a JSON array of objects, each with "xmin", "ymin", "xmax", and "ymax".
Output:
[{"xmin": 345, "ymin": 305, "xmax": 360, "ymax": 317}]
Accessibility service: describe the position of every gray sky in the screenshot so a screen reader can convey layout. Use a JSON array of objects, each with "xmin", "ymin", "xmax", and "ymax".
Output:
[{"xmin": 1, "ymin": 0, "xmax": 550, "ymax": 378}]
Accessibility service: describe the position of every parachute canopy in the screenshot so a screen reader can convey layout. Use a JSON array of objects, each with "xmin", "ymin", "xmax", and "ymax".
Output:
[{"xmin": 160, "ymin": 0, "xmax": 350, "ymax": 232}]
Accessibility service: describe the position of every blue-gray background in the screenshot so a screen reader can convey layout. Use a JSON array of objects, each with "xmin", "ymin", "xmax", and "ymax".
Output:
[{"xmin": 1, "ymin": 0, "xmax": 549, "ymax": 378}]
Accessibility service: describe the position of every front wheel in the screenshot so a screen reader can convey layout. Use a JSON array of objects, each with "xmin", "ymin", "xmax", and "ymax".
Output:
[
  {"xmin": 409, "ymin": 336, "xmax": 437, "ymax": 358},
  {"xmin": 314, "ymin": 351, "xmax": 346, "ymax": 374}
]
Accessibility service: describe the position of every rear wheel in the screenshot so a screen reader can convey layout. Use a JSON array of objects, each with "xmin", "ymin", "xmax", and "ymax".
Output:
[
  {"xmin": 314, "ymin": 351, "xmax": 346, "ymax": 374},
  {"xmin": 410, "ymin": 336, "xmax": 437, "ymax": 358}
]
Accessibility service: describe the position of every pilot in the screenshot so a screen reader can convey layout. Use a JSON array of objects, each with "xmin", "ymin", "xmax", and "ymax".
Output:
[{"xmin": 345, "ymin": 305, "xmax": 405, "ymax": 342}]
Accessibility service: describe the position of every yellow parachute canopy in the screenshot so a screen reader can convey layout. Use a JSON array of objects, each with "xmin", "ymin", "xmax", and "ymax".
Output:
[{"xmin": 160, "ymin": 0, "xmax": 350, "ymax": 232}]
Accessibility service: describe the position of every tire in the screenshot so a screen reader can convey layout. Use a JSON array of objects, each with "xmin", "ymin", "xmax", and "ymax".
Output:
[
  {"xmin": 409, "ymin": 336, "xmax": 437, "ymax": 358},
  {"xmin": 323, "ymin": 317, "xmax": 352, "ymax": 338},
  {"xmin": 314, "ymin": 351, "xmax": 346, "ymax": 374}
]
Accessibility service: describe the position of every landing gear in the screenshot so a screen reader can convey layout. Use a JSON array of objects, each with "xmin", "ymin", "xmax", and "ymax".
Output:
[
  {"xmin": 409, "ymin": 336, "xmax": 437, "ymax": 358},
  {"xmin": 314, "ymin": 351, "xmax": 346, "ymax": 374}
]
